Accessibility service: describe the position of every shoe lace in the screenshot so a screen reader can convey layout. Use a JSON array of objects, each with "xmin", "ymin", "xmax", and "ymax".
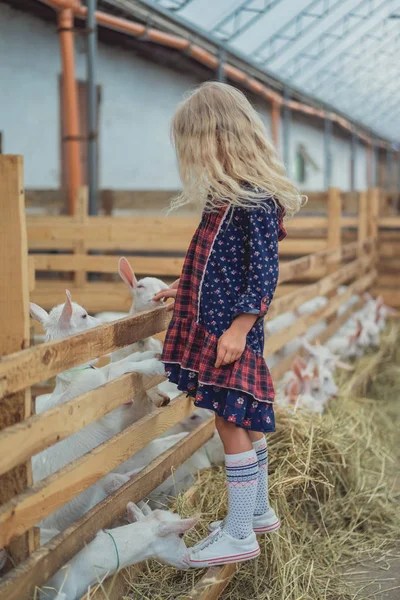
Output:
[{"xmin": 197, "ymin": 529, "xmax": 223, "ymax": 551}]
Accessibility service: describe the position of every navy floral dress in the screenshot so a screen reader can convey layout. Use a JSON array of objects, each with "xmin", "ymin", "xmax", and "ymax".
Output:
[{"xmin": 162, "ymin": 194, "xmax": 286, "ymax": 433}]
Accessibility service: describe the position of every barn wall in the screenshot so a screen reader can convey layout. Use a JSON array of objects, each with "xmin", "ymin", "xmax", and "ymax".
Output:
[{"xmin": 0, "ymin": 3, "xmax": 368, "ymax": 192}]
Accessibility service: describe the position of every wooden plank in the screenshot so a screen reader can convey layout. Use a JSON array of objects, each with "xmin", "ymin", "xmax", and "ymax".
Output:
[
  {"xmin": 0, "ymin": 418, "xmax": 215, "ymax": 600},
  {"xmin": 379, "ymin": 242, "xmax": 400, "ymax": 258},
  {"xmin": 357, "ymin": 191, "xmax": 368, "ymax": 258},
  {"xmin": 264, "ymin": 270, "xmax": 376, "ymax": 357},
  {"xmin": 268, "ymin": 255, "xmax": 371, "ymax": 319},
  {"xmin": 0, "ymin": 155, "xmax": 36, "ymax": 564},
  {"xmin": 367, "ymin": 188, "xmax": 380, "ymax": 241},
  {"xmin": 0, "ymin": 394, "xmax": 198, "ymax": 548},
  {"xmin": 0, "ymin": 373, "xmax": 164, "ymax": 476},
  {"xmin": 379, "ymin": 216, "xmax": 400, "ymax": 228},
  {"xmin": 32, "ymin": 254, "xmax": 185, "ymax": 277},
  {"xmin": 326, "ymin": 187, "xmax": 342, "ymax": 325},
  {"xmin": 0, "ymin": 307, "xmax": 171, "ymax": 397},
  {"xmin": 74, "ymin": 187, "xmax": 88, "ymax": 287},
  {"xmin": 284, "ymin": 217, "xmax": 328, "ymax": 230},
  {"xmin": 27, "ymin": 256, "xmax": 36, "ymax": 292},
  {"xmin": 278, "ymin": 238, "xmax": 326, "ymax": 256},
  {"xmin": 188, "ymin": 564, "xmax": 238, "ymax": 600},
  {"xmin": 341, "ymin": 216, "xmax": 359, "ymax": 228},
  {"xmin": 371, "ymin": 288, "xmax": 400, "ymax": 307},
  {"xmin": 31, "ymin": 281, "xmax": 132, "ymax": 313},
  {"xmin": 270, "ymin": 298, "xmax": 364, "ymax": 381},
  {"xmin": 278, "ymin": 247, "xmax": 340, "ymax": 283}
]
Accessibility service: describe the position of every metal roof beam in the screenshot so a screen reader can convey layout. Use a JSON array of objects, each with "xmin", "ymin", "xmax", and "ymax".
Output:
[
  {"xmin": 279, "ymin": 0, "xmax": 392, "ymax": 80},
  {"xmin": 153, "ymin": 0, "xmax": 195, "ymax": 9},
  {"xmin": 252, "ymin": 0, "xmax": 346, "ymax": 64},
  {"xmin": 303, "ymin": 8, "xmax": 397, "ymax": 90},
  {"xmin": 320, "ymin": 32, "xmax": 400, "ymax": 101},
  {"xmin": 211, "ymin": 0, "xmax": 284, "ymax": 42}
]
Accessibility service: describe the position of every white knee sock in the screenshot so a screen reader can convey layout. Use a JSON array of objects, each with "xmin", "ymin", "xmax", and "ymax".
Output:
[
  {"xmin": 224, "ymin": 449, "xmax": 258, "ymax": 539},
  {"xmin": 252, "ymin": 437, "xmax": 269, "ymax": 516}
]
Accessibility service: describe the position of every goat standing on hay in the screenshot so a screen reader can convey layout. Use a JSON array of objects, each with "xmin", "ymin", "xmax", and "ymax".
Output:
[{"xmin": 41, "ymin": 503, "xmax": 199, "ymax": 600}]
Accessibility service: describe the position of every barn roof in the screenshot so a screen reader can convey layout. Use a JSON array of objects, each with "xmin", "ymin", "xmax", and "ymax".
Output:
[{"xmin": 103, "ymin": 0, "xmax": 400, "ymax": 145}]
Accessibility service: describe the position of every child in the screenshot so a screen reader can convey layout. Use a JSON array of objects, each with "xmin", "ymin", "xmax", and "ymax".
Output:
[{"xmin": 153, "ymin": 82, "xmax": 302, "ymax": 568}]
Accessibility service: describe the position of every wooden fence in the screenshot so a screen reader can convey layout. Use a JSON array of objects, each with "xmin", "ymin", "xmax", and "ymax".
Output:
[
  {"xmin": 0, "ymin": 155, "xmax": 381, "ymax": 599},
  {"xmin": 27, "ymin": 185, "xmax": 399, "ymax": 318}
]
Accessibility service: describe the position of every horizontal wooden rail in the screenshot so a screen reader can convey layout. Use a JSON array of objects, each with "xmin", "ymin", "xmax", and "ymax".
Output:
[
  {"xmin": 0, "ymin": 374, "xmax": 164, "ymax": 477},
  {"xmin": 32, "ymin": 254, "xmax": 185, "ymax": 277},
  {"xmin": 278, "ymin": 239, "xmax": 373, "ymax": 284},
  {"xmin": 0, "ymin": 417, "xmax": 215, "ymax": 600},
  {"xmin": 264, "ymin": 270, "xmax": 376, "ymax": 357},
  {"xmin": 0, "ymin": 394, "xmax": 197, "ymax": 547},
  {"xmin": 269, "ymin": 254, "xmax": 371, "ymax": 319},
  {"xmin": 0, "ymin": 307, "xmax": 171, "ymax": 397}
]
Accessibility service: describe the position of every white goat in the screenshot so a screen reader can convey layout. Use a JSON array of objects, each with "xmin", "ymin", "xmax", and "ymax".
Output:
[
  {"xmin": 30, "ymin": 291, "xmax": 166, "ymax": 531},
  {"xmin": 41, "ymin": 502, "xmax": 198, "ymax": 600},
  {"xmin": 96, "ymin": 257, "xmax": 168, "ymax": 361},
  {"xmin": 118, "ymin": 431, "xmax": 224, "ymax": 501}
]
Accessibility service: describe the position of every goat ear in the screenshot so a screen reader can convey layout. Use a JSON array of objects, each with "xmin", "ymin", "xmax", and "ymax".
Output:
[
  {"xmin": 59, "ymin": 290, "xmax": 73, "ymax": 329},
  {"xmin": 137, "ymin": 501, "xmax": 152, "ymax": 517},
  {"xmin": 158, "ymin": 516, "xmax": 200, "ymax": 537},
  {"xmin": 29, "ymin": 302, "xmax": 49, "ymax": 325},
  {"xmin": 126, "ymin": 502, "xmax": 145, "ymax": 523},
  {"xmin": 292, "ymin": 358, "xmax": 304, "ymax": 381},
  {"xmin": 118, "ymin": 257, "xmax": 137, "ymax": 290},
  {"xmin": 335, "ymin": 360, "xmax": 354, "ymax": 371}
]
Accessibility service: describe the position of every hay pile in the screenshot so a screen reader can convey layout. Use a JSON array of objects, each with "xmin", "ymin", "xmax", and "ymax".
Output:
[{"xmin": 124, "ymin": 324, "xmax": 400, "ymax": 600}]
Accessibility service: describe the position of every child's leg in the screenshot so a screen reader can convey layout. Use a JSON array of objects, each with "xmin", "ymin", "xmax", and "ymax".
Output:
[
  {"xmin": 248, "ymin": 431, "xmax": 269, "ymax": 516},
  {"xmin": 215, "ymin": 416, "xmax": 258, "ymax": 539}
]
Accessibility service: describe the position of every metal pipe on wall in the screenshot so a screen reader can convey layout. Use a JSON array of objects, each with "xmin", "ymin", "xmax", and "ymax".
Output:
[
  {"xmin": 58, "ymin": 8, "xmax": 82, "ymax": 214},
  {"xmin": 324, "ymin": 115, "xmax": 332, "ymax": 189},
  {"xmin": 271, "ymin": 100, "xmax": 280, "ymax": 152},
  {"xmin": 217, "ymin": 46, "xmax": 225, "ymax": 82},
  {"xmin": 350, "ymin": 131, "xmax": 357, "ymax": 191},
  {"xmin": 87, "ymin": 0, "xmax": 98, "ymax": 215},
  {"xmin": 283, "ymin": 86, "xmax": 291, "ymax": 175}
]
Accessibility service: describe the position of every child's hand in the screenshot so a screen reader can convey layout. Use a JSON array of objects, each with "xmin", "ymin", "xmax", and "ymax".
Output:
[
  {"xmin": 153, "ymin": 289, "xmax": 177, "ymax": 311},
  {"xmin": 215, "ymin": 326, "xmax": 246, "ymax": 368}
]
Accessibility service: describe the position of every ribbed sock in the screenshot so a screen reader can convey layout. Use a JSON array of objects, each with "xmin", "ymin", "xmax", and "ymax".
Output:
[
  {"xmin": 224, "ymin": 449, "xmax": 258, "ymax": 539},
  {"xmin": 252, "ymin": 437, "xmax": 269, "ymax": 516}
]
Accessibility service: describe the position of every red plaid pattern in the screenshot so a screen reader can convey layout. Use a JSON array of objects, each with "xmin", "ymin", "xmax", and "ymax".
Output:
[{"xmin": 162, "ymin": 204, "xmax": 283, "ymax": 404}]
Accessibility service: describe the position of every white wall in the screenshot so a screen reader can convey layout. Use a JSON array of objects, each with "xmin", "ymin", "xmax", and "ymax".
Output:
[{"xmin": 0, "ymin": 3, "xmax": 368, "ymax": 191}]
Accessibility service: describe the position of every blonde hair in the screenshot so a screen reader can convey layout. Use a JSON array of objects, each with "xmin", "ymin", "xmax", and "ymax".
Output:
[{"xmin": 170, "ymin": 81, "xmax": 304, "ymax": 218}]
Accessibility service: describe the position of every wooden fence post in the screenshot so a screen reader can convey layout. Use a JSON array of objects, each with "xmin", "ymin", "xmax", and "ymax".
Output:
[
  {"xmin": 74, "ymin": 186, "xmax": 88, "ymax": 286},
  {"xmin": 357, "ymin": 191, "xmax": 368, "ymax": 257},
  {"xmin": 0, "ymin": 156, "xmax": 37, "ymax": 564},
  {"xmin": 367, "ymin": 188, "xmax": 380, "ymax": 271},
  {"xmin": 326, "ymin": 187, "xmax": 342, "ymax": 324}
]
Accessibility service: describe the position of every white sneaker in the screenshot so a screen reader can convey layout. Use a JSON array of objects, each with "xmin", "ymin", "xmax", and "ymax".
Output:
[
  {"xmin": 208, "ymin": 507, "xmax": 280, "ymax": 535},
  {"xmin": 189, "ymin": 528, "xmax": 260, "ymax": 568}
]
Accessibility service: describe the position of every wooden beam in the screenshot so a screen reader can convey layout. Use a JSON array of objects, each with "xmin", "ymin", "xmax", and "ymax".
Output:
[
  {"xmin": 268, "ymin": 255, "xmax": 371, "ymax": 319},
  {"xmin": 326, "ymin": 187, "xmax": 342, "ymax": 325},
  {"xmin": 0, "ymin": 418, "xmax": 215, "ymax": 600},
  {"xmin": 188, "ymin": 564, "xmax": 238, "ymax": 600},
  {"xmin": 0, "ymin": 394, "xmax": 197, "ymax": 548},
  {"xmin": 32, "ymin": 254, "xmax": 185, "ymax": 277},
  {"xmin": 264, "ymin": 270, "xmax": 376, "ymax": 357},
  {"xmin": 0, "ymin": 307, "xmax": 171, "ymax": 397},
  {"xmin": 74, "ymin": 187, "xmax": 88, "ymax": 287},
  {"xmin": 357, "ymin": 191, "xmax": 368, "ymax": 257},
  {"xmin": 0, "ymin": 374, "xmax": 165, "ymax": 477},
  {"xmin": 367, "ymin": 188, "xmax": 380, "ymax": 241},
  {"xmin": 0, "ymin": 155, "xmax": 36, "ymax": 565}
]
